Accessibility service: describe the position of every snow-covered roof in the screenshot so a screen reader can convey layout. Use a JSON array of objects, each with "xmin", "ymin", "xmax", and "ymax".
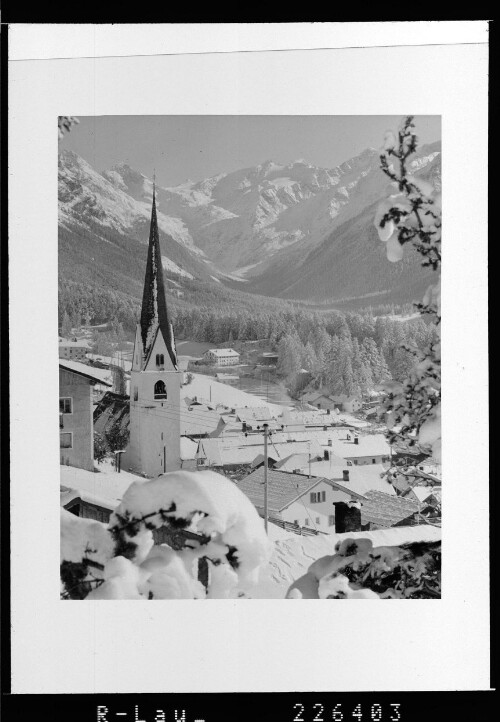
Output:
[
  {"xmin": 180, "ymin": 407, "xmax": 222, "ymax": 436},
  {"xmin": 328, "ymin": 433, "xmax": 391, "ymax": 459},
  {"xmin": 60, "ymin": 461, "xmax": 143, "ymax": 510},
  {"xmin": 410, "ymin": 485, "xmax": 440, "ymax": 503},
  {"xmin": 180, "ymin": 436, "xmax": 198, "ymax": 461},
  {"xmin": 235, "ymin": 468, "xmax": 333, "ymax": 514},
  {"xmin": 281, "ymin": 409, "xmax": 338, "ymax": 427},
  {"xmin": 234, "ymin": 406, "xmax": 274, "ymax": 423},
  {"xmin": 275, "ymin": 453, "xmax": 314, "ymax": 472},
  {"xmin": 59, "ymin": 360, "xmax": 113, "ymax": 386},
  {"xmin": 59, "ymin": 338, "xmax": 91, "ymax": 348},
  {"xmin": 206, "ymin": 348, "xmax": 240, "ymax": 357},
  {"xmin": 196, "ymin": 438, "xmax": 324, "ymax": 468},
  {"xmin": 323, "ymin": 465, "xmax": 396, "ymax": 497},
  {"xmin": 357, "ymin": 490, "xmax": 419, "ymax": 528}
]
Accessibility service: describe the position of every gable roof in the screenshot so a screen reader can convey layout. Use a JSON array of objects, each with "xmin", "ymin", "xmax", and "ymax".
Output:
[
  {"xmin": 59, "ymin": 361, "xmax": 112, "ymax": 386},
  {"xmin": 234, "ymin": 406, "xmax": 274, "ymax": 423},
  {"xmin": 235, "ymin": 467, "xmax": 329, "ymax": 514},
  {"xmin": 357, "ymin": 490, "xmax": 420, "ymax": 528}
]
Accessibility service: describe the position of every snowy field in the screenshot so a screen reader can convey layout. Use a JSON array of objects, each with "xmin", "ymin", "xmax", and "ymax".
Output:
[
  {"xmin": 185, "ymin": 372, "xmax": 283, "ymax": 415},
  {"xmin": 255, "ymin": 524, "xmax": 442, "ymax": 598}
]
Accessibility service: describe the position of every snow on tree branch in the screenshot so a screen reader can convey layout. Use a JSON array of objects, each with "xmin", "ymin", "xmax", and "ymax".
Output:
[
  {"xmin": 374, "ymin": 117, "xmax": 442, "ymax": 463},
  {"xmin": 286, "ymin": 537, "xmax": 441, "ymax": 599},
  {"xmin": 61, "ymin": 471, "xmax": 272, "ymax": 600},
  {"xmin": 58, "ymin": 116, "xmax": 80, "ymax": 140}
]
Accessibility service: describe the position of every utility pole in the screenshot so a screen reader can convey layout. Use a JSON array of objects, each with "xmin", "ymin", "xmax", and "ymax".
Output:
[{"xmin": 263, "ymin": 423, "xmax": 269, "ymax": 534}]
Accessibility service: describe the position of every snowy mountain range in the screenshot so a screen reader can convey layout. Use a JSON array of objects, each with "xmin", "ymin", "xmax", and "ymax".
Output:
[{"xmin": 58, "ymin": 141, "xmax": 441, "ymax": 306}]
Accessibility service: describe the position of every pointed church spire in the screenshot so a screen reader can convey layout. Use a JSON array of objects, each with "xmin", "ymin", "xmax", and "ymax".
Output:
[{"xmin": 140, "ymin": 181, "xmax": 178, "ymax": 369}]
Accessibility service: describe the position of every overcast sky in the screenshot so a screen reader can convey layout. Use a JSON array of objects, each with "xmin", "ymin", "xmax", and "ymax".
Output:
[{"xmin": 60, "ymin": 115, "xmax": 441, "ymax": 187}]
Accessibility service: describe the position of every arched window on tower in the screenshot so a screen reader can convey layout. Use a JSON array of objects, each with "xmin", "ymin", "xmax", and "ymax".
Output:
[{"xmin": 154, "ymin": 380, "xmax": 167, "ymax": 400}]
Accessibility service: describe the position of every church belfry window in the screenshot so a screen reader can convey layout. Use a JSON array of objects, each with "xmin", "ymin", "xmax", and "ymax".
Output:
[
  {"xmin": 156, "ymin": 353, "xmax": 165, "ymax": 368},
  {"xmin": 154, "ymin": 380, "xmax": 167, "ymax": 399}
]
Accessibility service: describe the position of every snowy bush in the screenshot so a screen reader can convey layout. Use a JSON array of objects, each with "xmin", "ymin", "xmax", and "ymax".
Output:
[
  {"xmin": 374, "ymin": 117, "xmax": 441, "ymax": 462},
  {"xmin": 58, "ymin": 116, "xmax": 80, "ymax": 140},
  {"xmin": 285, "ymin": 537, "xmax": 441, "ymax": 600},
  {"xmin": 60, "ymin": 470, "xmax": 272, "ymax": 600}
]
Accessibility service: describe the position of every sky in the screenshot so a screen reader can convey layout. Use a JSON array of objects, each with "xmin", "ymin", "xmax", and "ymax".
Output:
[{"xmin": 60, "ymin": 115, "xmax": 441, "ymax": 187}]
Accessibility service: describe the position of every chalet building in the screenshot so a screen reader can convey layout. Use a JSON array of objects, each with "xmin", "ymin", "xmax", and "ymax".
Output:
[
  {"xmin": 204, "ymin": 348, "xmax": 240, "ymax": 366},
  {"xmin": 121, "ymin": 184, "xmax": 183, "ymax": 477},
  {"xmin": 260, "ymin": 352, "xmax": 279, "ymax": 366},
  {"xmin": 235, "ymin": 467, "xmax": 358, "ymax": 533},
  {"xmin": 58, "ymin": 338, "xmax": 91, "ymax": 361},
  {"xmin": 329, "ymin": 395, "xmax": 363, "ymax": 413},
  {"xmin": 59, "ymin": 362, "xmax": 112, "ymax": 471},
  {"xmin": 236, "ymin": 467, "xmax": 421, "ymax": 534}
]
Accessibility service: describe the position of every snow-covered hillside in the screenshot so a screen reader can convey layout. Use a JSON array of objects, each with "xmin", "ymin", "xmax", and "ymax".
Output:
[{"xmin": 59, "ymin": 141, "xmax": 440, "ymax": 305}]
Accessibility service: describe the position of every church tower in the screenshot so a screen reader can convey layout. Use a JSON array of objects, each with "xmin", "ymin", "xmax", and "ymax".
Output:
[{"xmin": 123, "ymin": 183, "xmax": 182, "ymax": 477}]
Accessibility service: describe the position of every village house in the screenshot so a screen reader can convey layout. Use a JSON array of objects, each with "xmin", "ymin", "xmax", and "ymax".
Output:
[
  {"xmin": 329, "ymin": 394, "xmax": 363, "ymax": 413},
  {"xmin": 235, "ymin": 466, "xmax": 421, "ymax": 534},
  {"xmin": 58, "ymin": 337, "xmax": 92, "ymax": 361},
  {"xmin": 260, "ymin": 352, "xmax": 279, "ymax": 366},
  {"xmin": 59, "ymin": 361, "xmax": 112, "ymax": 472},
  {"xmin": 204, "ymin": 348, "xmax": 240, "ymax": 366},
  {"xmin": 235, "ymin": 467, "xmax": 361, "ymax": 533}
]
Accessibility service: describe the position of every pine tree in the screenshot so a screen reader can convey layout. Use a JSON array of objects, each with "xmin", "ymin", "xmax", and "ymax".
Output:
[{"xmin": 61, "ymin": 311, "xmax": 72, "ymax": 338}]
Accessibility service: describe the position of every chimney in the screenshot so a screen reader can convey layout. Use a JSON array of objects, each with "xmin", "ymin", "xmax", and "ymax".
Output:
[
  {"xmin": 343, "ymin": 469, "xmax": 349, "ymax": 482},
  {"xmin": 333, "ymin": 500, "xmax": 361, "ymax": 533},
  {"xmin": 354, "ymin": 437, "xmax": 359, "ymax": 445},
  {"xmin": 327, "ymin": 408, "xmax": 330, "ymax": 415},
  {"xmin": 242, "ymin": 422, "xmax": 247, "ymax": 432}
]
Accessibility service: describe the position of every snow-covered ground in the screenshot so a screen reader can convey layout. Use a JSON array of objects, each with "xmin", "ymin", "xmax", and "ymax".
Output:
[
  {"xmin": 254, "ymin": 524, "xmax": 442, "ymax": 598},
  {"xmin": 185, "ymin": 373, "xmax": 283, "ymax": 415}
]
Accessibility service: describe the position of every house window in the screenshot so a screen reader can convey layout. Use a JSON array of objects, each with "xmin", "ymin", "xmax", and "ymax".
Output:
[
  {"xmin": 353, "ymin": 460, "xmax": 358, "ymax": 465},
  {"xmin": 133, "ymin": 386, "xmax": 138, "ymax": 401},
  {"xmin": 310, "ymin": 492, "xmax": 317, "ymax": 503},
  {"xmin": 60, "ymin": 432, "xmax": 73, "ymax": 449},
  {"xmin": 154, "ymin": 380, "xmax": 167, "ymax": 399},
  {"xmin": 372, "ymin": 459, "xmax": 376, "ymax": 464},
  {"xmin": 328, "ymin": 515, "xmax": 335, "ymax": 526},
  {"xmin": 156, "ymin": 353, "xmax": 165, "ymax": 367},
  {"xmin": 320, "ymin": 490, "xmax": 326, "ymax": 502},
  {"xmin": 59, "ymin": 397, "xmax": 72, "ymax": 414},
  {"xmin": 294, "ymin": 520, "xmax": 299, "ymax": 526}
]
